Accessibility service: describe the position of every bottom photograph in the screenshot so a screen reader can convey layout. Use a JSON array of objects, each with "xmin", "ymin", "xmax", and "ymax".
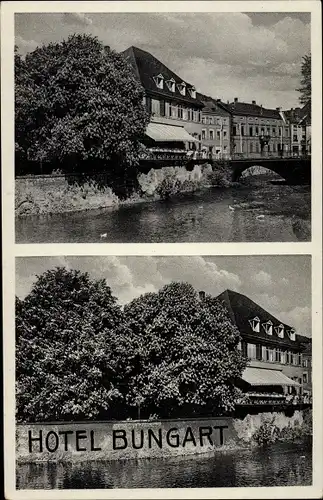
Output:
[{"xmin": 15, "ymin": 255, "xmax": 312, "ymax": 490}]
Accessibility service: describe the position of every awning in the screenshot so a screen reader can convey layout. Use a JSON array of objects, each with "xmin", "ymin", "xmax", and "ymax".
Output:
[
  {"xmin": 146, "ymin": 123, "xmax": 199, "ymax": 142},
  {"xmin": 242, "ymin": 367, "xmax": 300, "ymax": 386}
]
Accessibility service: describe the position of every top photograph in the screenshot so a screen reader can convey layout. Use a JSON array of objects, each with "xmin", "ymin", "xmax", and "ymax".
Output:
[{"xmin": 14, "ymin": 11, "xmax": 312, "ymax": 243}]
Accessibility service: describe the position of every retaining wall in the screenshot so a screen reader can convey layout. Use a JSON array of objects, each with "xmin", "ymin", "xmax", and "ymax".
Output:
[{"xmin": 16, "ymin": 410, "xmax": 308, "ymax": 463}]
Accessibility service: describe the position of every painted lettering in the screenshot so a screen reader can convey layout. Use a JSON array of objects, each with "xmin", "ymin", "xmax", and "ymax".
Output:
[
  {"xmin": 199, "ymin": 426, "xmax": 213, "ymax": 446},
  {"xmin": 28, "ymin": 430, "xmax": 43, "ymax": 453},
  {"xmin": 166, "ymin": 428, "xmax": 180, "ymax": 448},
  {"xmin": 113, "ymin": 429, "xmax": 128, "ymax": 450},
  {"xmin": 45, "ymin": 431, "xmax": 59, "ymax": 453},
  {"xmin": 214, "ymin": 425, "xmax": 228, "ymax": 446},
  {"xmin": 131, "ymin": 429, "xmax": 144, "ymax": 449},
  {"xmin": 75, "ymin": 430, "xmax": 87, "ymax": 451},
  {"xmin": 148, "ymin": 428, "xmax": 162, "ymax": 449},
  {"xmin": 58, "ymin": 430, "xmax": 74, "ymax": 451},
  {"xmin": 182, "ymin": 426, "xmax": 197, "ymax": 447},
  {"xmin": 90, "ymin": 430, "xmax": 101, "ymax": 451}
]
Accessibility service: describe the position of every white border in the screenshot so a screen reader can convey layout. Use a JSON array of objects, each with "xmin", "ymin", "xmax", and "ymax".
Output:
[{"xmin": 2, "ymin": 1, "xmax": 322, "ymax": 499}]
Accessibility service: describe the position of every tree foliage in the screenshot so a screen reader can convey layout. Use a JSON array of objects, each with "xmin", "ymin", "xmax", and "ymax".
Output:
[
  {"xmin": 16, "ymin": 267, "xmax": 133, "ymax": 422},
  {"xmin": 123, "ymin": 282, "xmax": 246, "ymax": 417},
  {"xmin": 15, "ymin": 34, "xmax": 149, "ymax": 170},
  {"xmin": 296, "ymin": 54, "xmax": 311, "ymax": 105}
]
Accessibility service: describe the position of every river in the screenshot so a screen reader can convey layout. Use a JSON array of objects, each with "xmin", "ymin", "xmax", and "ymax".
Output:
[
  {"xmin": 15, "ymin": 177, "xmax": 311, "ymax": 243},
  {"xmin": 16, "ymin": 441, "xmax": 311, "ymax": 489}
]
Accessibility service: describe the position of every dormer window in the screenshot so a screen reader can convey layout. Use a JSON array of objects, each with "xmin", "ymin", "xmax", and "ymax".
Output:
[
  {"xmin": 189, "ymin": 86, "xmax": 196, "ymax": 99},
  {"xmin": 153, "ymin": 74, "xmax": 164, "ymax": 90},
  {"xmin": 166, "ymin": 78, "xmax": 175, "ymax": 92},
  {"xmin": 288, "ymin": 328, "xmax": 296, "ymax": 341},
  {"xmin": 249, "ymin": 316, "xmax": 260, "ymax": 333},
  {"xmin": 275, "ymin": 324, "xmax": 285, "ymax": 338},
  {"xmin": 262, "ymin": 320, "xmax": 273, "ymax": 335},
  {"xmin": 177, "ymin": 82, "xmax": 186, "ymax": 96}
]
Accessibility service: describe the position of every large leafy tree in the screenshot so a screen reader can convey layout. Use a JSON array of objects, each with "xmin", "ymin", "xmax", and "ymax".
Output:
[
  {"xmin": 296, "ymin": 54, "xmax": 311, "ymax": 105},
  {"xmin": 15, "ymin": 34, "xmax": 149, "ymax": 170},
  {"xmin": 16, "ymin": 267, "xmax": 133, "ymax": 422},
  {"xmin": 123, "ymin": 282, "xmax": 246, "ymax": 418}
]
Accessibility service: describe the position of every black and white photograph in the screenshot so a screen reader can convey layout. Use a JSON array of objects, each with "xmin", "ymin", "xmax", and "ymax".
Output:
[
  {"xmin": 14, "ymin": 10, "xmax": 312, "ymax": 243},
  {"xmin": 15, "ymin": 255, "xmax": 312, "ymax": 490}
]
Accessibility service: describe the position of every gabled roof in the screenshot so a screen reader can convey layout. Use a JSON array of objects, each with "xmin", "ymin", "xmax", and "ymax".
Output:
[
  {"xmin": 197, "ymin": 92, "xmax": 232, "ymax": 117},
  {"xmin": 228, "ymin": 101, "xmax": 282, "ymax": 120},
  {"xmin": 216, "ymin": 289, "xmax": 309, "ymax": 348},
  {"xmin": 121, "ymin": 46, "xmax": 204, "ymax": 107}
]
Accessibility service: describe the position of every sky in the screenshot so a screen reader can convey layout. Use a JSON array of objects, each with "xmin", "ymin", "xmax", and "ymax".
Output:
[
  {"xmin": 15, "ymin": 11, "xmax": 311, "ymax": 109},
  {"xmin": 16, "ymin": 255, "xmax": 311, "ymax": 337}
]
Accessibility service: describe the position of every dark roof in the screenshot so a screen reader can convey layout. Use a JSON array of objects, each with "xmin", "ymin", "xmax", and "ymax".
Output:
[
  {"xmin": 216, "ymin": 289, "xmax": 309, "ymax": 348},
  {"xmin": 197, "ymin": 92, "xmax": 231, "ymax": 116},
  {"xmin": 121, "ymin": 46, "xmax": 204, "ymax": 107},
  {"xmin": 228, "ymin": 101, "xmax": 282, "ymax": 119},
  {"xmin": 284, "ymin": 102, "xmax": 311, "ymax": 125}
]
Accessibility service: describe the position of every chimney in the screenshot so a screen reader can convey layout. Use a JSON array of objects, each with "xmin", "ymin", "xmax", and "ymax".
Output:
[
  {"xmin": 276, "ymin": 107, "xmax": 281, "ymax": 111},
  {"xmin": 234, "ymin": 97, "xmax": 238, "ymax": 103},
  {"xmin": 252, "ymin": 100, "xmax": 256, "ymax": 105},
  {"xmin": 198, "ymin": 290, "xmax": 206, "ymax": 301},
  {"xmin": 216, "ymin": 98, "xmax": 221, "ymax": 102},
  {"xmin": 260, "ymin": 104, "xmax": 263, "ymax": 115}
]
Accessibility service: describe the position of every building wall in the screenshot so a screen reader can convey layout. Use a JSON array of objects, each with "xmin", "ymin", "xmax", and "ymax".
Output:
[
  {"xmin": 231, "ymin": 115, "xmax": 290, "ymax": 158},
  {"xmin": 201, "ymin": 113, "xmax": 231, "ymax": 158},
  {"xmin": 145, "ymin": 95, "xmax": 203, "ymax": 149}
]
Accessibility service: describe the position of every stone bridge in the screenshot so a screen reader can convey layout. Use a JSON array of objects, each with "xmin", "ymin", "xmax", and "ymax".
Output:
[{"xmin": 230, "ymin": 157, "xmax": 311, "ymax": 184}]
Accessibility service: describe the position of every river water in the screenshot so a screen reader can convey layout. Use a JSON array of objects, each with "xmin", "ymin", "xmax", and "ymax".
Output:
[
  {"xmin": 15, "ymin": 177, "xmax": 311, "ymax": 243},
  {"xmin": 16, "ymin": 442, "xmax": 311, "ymax": 489}
]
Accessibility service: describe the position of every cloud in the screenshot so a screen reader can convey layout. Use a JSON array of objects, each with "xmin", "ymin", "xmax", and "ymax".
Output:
[
  {"xmin": 278, "ymin": 306, "xmax": 312, "ymax": 336},
  {"xmin": 63, "ymin": 13, "xmax": 93, "ymax": 26},
  {"xmin": 253, "ymin": 270, "xmax": 273, "ymax": 287},
  {"xmin": 15, "ymin": 35, "xmax": 38, "ymax": 53}
]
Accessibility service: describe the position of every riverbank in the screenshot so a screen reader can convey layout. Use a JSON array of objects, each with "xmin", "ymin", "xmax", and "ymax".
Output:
[{"xmin": 15, "ymin": 163, "xmax": 232, "ymax": 217}]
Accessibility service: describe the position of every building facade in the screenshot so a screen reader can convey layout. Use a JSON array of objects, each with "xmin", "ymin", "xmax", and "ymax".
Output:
[
  {"xmin": 284, "ymin": 102, "xmax": 311, "ymax": 156},
  {"xmin": 122, "ymin": 46, "xmax": 204, "ymax": 151},
  {"xmin": 228, "ymin": 98, "xmax": 290, "ymax": 159},
  {"xmin": 198, "ymin": 95, "xmax": 231, "ymax": 159},
  {"xmin": 217, "ymin": 290, "xmax": 312, "ymax": 400}
]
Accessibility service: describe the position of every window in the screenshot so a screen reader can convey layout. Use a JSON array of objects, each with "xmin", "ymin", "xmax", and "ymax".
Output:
[
  {"xmin": 286, "ymin": 351, "xmax": 291, "ymax": 364},
  {"xmin": 303, "ymin": 358, "xmax": 308, "ymax": 368},
  {"xmin": 233, "ymin": 126, "xmax": 237, "ymax": 136},
  {"xmin": 292, "ymin": 353, "xmax": 298, "ymax": 366},
  {"xmin": 275, "ymin": 349, "xmax": 282, "ymax": 363},
  {"xmin": 189, "ymin": 87, "xmax": 196, "ymax": 99},
  {"xmin": 166, "ymin": 78, "xmax": 175, "ymax": 92},
  {"xmin": 261, "ymin": 128, "xmax": 265, "ymax": 135},
  {"xmin": 255, "ymin": 127, "xmax": 259, "ymax": 136},
  {"xmin": 288, "ymin": 328, "xmax": 296, "ymax": 341},
  {"xmin": 160, "ymin": 100, "xmax": 165, "ymax": 117},
  {"xmin": 303, "ymin": 372, "xmax": 308, "ymax": 384},
  {"xmin": 273, "ymin": 127, "xmax": 276, "ymax": 136},
  {"xmin": 177, "ymin": 82, "xmax": 186, "ymax": 96},
  {"xmin": 177, "ymin": 105, "xmax": 184, "ymax": 119},
  {"xmin": 249, "ymin": 127, "xmax": 253, "ymax": 136},
  {"xmin": 216, "ymin": 130, "xmax": 220, "ymax": 139},
  {"xmin": 249, "ymin": 316, "xmax": 260, "ymax": 333},
  {"xmin": 250, "ymin": 143, "xmax": 253, "ymax": 153},
  {"xmin": 223, "ymin": 130, "xmax": 227, "ymax": 138},
  {"xmin": 281, "ymin": 351, "xmax": 286, "ymax": 364},
  {"xmin": 241, "ymin": 126, "xmax": 245, "ymax": 136},
  {"xmin": 255, "ymin": 142, "xmax": 259, "ymax": 153},
  {"xmin": 273, "ymin": 143, "xmax": 276, "ymax": 152},
  {"xmin": 202, "ymin": 130, "xmax": 206, "ymax": 140},
  {"xmin": 262, "ymin": 320, "xmax": 273, "ymax": 335},
  {"xmin": 202, "ymin": 117, "xmax": 206, "ymax": 124},
  {"xmin": 187, "ymin": 109, "xmax": 192, "ymax": 121},
  {"xmin": 265, "ymin": 347, "xmax": 274, "ymax": 362},
  {"xmin": 209, "ymin": 130, "xmax": 214, "ymax": 140},
  {"xmin": 268, "ymin": 144, "xmax": 271, "ymax": 152},
  {"xmin": 293, "ymin": 135, "xmax": 298, "ymax": 142},
  {"xmin": 275, "ymin": 324, "xmax": 284, "ymax": 338},
  {"xmin": 151, "ymin": 99, "xmax": 160, "ymax": 116},
  {"xmin": 247, "ymin": 343, "xmax": 257, "ymax": 359},
  {"xmin": 266, "ymin": 127, "xmax": 270, "ymax": 135},
  {"xmin": 198, "ymin": 111, "xmax": 201, "ymax": 123},
  {"xmin": 154, "ymin": 74, "xmax": 164, "ymax": 90},
  {"xmin": 262, "ymin": 345, "xmax": 266, "ymax": 360}
]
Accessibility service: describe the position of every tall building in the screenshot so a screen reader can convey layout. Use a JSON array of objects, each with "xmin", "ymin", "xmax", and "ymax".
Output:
[
  {"xmin": 197, "ymin": 94, "xmax": 231, "ymax": 159},
  {"xmin": 216, "ymin": 290, "xmax": 312, "ymax": 401},
  {"xmin": 122, "ymin": 46, "xmax": 204, "ymax": 152},
  {"xmin": 228, "ymin": 98, "xmax": 290, "ymax": 158},
  {"xmin": 284, "ymin": 102, "xmax": 311, "ymax": 156}
]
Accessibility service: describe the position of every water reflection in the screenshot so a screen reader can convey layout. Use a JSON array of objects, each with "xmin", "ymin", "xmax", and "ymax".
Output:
[
  {"xmin": 16, "ymin": 442, "xmax": 312, "ymax": 489},
  {"xmin": 16, "ymin": 179, "xmax": 311, "ymax": 243}
]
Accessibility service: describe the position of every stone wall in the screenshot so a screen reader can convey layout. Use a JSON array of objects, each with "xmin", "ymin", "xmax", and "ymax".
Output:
[{"xmin": 16, "ymin": 410, "xmax": 309, "ymax": 463}]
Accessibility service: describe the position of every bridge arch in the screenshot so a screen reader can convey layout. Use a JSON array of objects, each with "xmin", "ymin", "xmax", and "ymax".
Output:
[{"xmin": 237, "ymin": 165, "xmax": 284, "ymax": 181}]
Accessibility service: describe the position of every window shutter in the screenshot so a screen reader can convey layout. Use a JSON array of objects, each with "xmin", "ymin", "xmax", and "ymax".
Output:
[{"xmin": 160, "ymin": 100, "xmax": 165, "ymax": 116}]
